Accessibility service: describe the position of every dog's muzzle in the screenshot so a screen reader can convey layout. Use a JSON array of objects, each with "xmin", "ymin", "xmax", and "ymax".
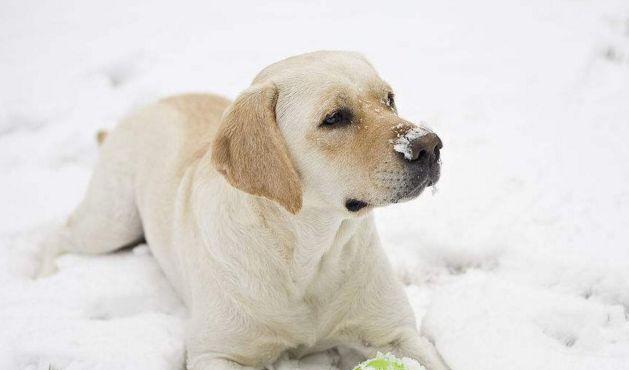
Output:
[{"xmin": 395, "ymin": 130, "xmax": 442, "ymax": 201}]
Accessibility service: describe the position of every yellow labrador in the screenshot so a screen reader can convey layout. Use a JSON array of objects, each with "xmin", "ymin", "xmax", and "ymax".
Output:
[{"xmin": 41, "ymin": 51, "xmax": 447, "ymax": 370}]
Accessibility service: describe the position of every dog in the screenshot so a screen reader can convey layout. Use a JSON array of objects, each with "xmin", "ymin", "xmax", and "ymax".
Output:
[{"xmin": 40, "ymin": 51, "xmax": 447, "ymax": 370}]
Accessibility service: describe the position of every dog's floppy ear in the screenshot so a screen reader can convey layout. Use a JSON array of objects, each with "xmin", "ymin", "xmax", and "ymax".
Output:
[{"xmin": 211, "ymin": 83, "xmax": 302, "ymax": 214}]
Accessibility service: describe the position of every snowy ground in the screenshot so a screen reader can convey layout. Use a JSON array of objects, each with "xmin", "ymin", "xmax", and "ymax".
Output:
[{"xmin": 2, "ymin": 0, "xmax": 629, "ymax": 369}]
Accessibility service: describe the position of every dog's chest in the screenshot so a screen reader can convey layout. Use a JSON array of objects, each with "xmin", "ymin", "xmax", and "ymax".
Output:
[
  {"xmin": 280, "ymin": 234, "xmax": 361, "ymax": 346},
  {"xmin": 278, "ymin": 282, "xmax": 350, "ymax": 349}
]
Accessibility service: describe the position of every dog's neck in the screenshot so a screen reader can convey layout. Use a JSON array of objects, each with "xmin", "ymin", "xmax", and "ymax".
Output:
[
  {"xmin": 258, "ymin": 198, "xmax": 365, "ymax": 286},
  {"xmin": 204, "ymin": 175, "xmax": 370, "ymax": 292}
]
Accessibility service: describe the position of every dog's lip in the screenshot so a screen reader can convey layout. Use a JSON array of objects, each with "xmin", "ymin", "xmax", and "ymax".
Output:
[
  {"xmin": 397, "ymin": 172, "xmax": 439, "ymax": 202},
  {"xmin": 350, "ymin": 164, "xmax": 440, "ymax": 209},
  {"xmin": 399, "ymin": 182, "xmax": 428, "ymax": 201},
  {"xmin": 345, "ymin": 199, "xmax": 369, "ymax": 212}
]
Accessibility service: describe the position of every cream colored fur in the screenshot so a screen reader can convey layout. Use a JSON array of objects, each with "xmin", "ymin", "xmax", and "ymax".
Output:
[{"xmin": 39, "ymin": 51, "xmax": 449, "ymax": 370}]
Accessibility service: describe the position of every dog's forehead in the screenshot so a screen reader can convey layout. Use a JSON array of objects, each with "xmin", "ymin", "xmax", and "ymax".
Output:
[{"xmin": 253, "ymin": 51, "xmax": 380, "ymax": 89}]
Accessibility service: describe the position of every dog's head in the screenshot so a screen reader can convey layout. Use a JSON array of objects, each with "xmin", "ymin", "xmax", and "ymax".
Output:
[{"xmin": 212, "ymin": 51, "xmax": 442, "ymax": 215}]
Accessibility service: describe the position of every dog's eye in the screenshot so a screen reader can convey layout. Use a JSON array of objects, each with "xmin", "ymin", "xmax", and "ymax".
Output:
[
  {"xmin": 321, "ymin": 108, "xmax": 352, "ymax": 127},
  {"xmin": 386, "ymin": 92, "xmax": 396, "ymax": 110}
]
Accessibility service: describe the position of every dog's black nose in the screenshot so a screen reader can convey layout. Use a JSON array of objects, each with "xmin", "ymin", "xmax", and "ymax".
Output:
[{"xmin": 407, "ymin": 132, "xmax": 442, "ymax": 162}]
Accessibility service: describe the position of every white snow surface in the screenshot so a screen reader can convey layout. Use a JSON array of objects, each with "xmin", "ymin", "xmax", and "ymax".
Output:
[{"xmin": 2, "ymin": 0, "xmax": 629, "ymax": 369}]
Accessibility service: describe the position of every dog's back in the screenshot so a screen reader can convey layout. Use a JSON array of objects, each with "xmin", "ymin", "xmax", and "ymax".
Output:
[{"xmin": 39, "ymin": 93, "xmax": 231, "ymax": 295}]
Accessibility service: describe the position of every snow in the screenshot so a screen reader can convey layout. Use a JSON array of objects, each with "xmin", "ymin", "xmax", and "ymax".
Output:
[{"xmin": 1, "ymin": 0, "xmax": 629, "ymax": 369}]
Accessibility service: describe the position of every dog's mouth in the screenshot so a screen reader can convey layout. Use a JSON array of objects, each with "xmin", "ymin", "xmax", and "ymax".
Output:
[
  {"xmin": 347, "ymin": 163, "xmax": 440, "ymax": 212},
  {"xmin": 344, "ymin": 181, "xmax": 432, "ymax": 213},
  {"xmin": 397, "ymin": 166, "xmax": 440, "ymax": 201},
  {"xmin": 397, "ymin": 178, "xmax": 435, "ymax": 202}
]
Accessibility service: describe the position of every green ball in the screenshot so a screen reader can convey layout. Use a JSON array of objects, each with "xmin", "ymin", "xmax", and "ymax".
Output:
[{"xmin": 353, "ymin": 353, "xmax": 423, "ymax": 370}]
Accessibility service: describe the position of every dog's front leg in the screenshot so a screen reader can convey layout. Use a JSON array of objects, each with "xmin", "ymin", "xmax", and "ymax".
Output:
[
  {"xmin": 393, "ymin": 331, "xmax": 450, "ymax": 370},
  {"xmin": 185, "ymin": 313, "xmax": 284, "ymax": 370}
]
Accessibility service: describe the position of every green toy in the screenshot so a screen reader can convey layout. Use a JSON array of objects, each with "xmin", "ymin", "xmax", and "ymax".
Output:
[{"xmin": 353, "ymin": 353, "xmax": 425, "ymax": 370}]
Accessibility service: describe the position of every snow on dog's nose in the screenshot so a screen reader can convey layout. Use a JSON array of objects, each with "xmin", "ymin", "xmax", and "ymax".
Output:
[{"xmin": 393, "ymin": 126, "xmax": 442, "ymax": 163}]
